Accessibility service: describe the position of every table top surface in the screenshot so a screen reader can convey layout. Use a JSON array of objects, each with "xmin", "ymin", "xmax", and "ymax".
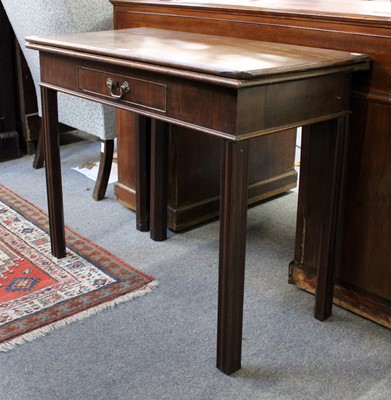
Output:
[
  {"xmin": 110, "ymin": 0, "xmax": 391, "ymax": 20},
  {"xmin": 26, "ymin": 28, "xmax": 369, "ymax": 80}
]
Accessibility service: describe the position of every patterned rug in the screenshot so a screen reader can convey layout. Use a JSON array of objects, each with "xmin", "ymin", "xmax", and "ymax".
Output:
[{"xmin": 0, "ymin": 184, "xmax": 157, "ymax": 351}]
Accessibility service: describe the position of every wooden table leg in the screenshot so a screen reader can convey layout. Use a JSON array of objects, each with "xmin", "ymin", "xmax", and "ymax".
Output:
[
  {"xmin": 41, "ymin": 86, "xmax": 66, "ymax": 258},
  {"xmin": 92, "ymin": 139, "xmax": 114, "ymax": 201},
  {"xmin": 32, "ymin": 122, "xmax": 44, "ymax": 169},
  {"xmin": 135, "ymin": 115, "xmax": 151, "ymax": 232},
  {"xmin": 313, "ymin": 116, "xmax": 349, "ymax": 321},
  {"xmin": 217, "ymin": 139, "xmax": 249, "ymax": 375},
  {"xmin": 298, "ymin": 117, "xmax": 349, "ymax": 321},
  {"xmin": 150, "ymin": 119, "xmax": 169, "ymax": 241}
]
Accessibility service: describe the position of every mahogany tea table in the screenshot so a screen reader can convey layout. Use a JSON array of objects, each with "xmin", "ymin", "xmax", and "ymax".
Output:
[{"xmin": 26, "ymin": 28, "xmax": 370, "ymax": 375}]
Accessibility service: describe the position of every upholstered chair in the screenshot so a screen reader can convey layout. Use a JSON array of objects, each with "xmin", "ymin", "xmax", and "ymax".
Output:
[{"xmin": 2, "ymin": 0, "xmax": 116, "ymax": 200}]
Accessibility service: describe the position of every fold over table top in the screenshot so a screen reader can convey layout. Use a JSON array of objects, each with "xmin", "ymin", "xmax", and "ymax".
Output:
[{"xmin": 26, "ymin": 27, "xmax": 370, "ymax": 80}]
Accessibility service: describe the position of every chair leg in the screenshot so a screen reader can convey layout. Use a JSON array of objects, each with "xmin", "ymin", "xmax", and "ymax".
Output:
[
  {"xmin": 92, "ymin": 139, "xmax": 114, "ymax": 201},
  {"xmin": 33, "ymin": 122, "xmax": 45, "ymax": 169}
]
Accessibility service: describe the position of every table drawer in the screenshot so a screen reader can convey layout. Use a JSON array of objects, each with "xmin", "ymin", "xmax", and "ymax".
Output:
[{"xmin": 77, "ymin": 67, "xmax": 167, "ymax": 112}]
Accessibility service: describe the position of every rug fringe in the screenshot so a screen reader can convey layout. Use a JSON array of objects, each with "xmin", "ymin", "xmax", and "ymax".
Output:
[{"xmin": 0, "ymin": 280, "xmax": 158, "ymax": 352}]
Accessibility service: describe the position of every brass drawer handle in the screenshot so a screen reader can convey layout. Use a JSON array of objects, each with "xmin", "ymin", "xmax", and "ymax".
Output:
[{"xmin": 106, "ymin": 77, "xmax": 130, "ymax": 99}]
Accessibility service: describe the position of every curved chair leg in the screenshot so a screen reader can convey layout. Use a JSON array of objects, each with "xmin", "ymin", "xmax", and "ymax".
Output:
[
  {"xmin": 33, "ymin": 122, "xmax": 45, "ymax": 169},
  {"xmin": 92, "ymin": 139, "xmax": 114, "ymax": 201}
]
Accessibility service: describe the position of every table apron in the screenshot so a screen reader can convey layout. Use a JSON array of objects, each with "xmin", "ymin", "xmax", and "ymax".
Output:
[{"xmin": 39, "ymin": 52, "xmax": 353, "ymax": 141}]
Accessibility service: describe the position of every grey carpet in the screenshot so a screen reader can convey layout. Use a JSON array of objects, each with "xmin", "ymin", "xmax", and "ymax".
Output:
[{"xmin": 0, "ymin": 137, "xmax": 390, "ymax": 400}]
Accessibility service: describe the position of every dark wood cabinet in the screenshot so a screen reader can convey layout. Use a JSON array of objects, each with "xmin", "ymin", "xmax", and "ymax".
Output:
[
  {"xmin": 111, "ymin": 4, "xmax": 298, "ymax": 231},
  {"xmin": 111, "ymin": 0, "xmax": 391, "ymax": 328},
  {"xmin": 0, "ymin": 2, "xmax": 20, "ymax": 161},
  {"xmin": 13, "ymin": 42, "xmax": 40, "ymax": 155},
  {"xmin": 115, "ymin": 113, "xmax": 297, "ymax": 230},
  {"xmin": 0, "ymin": 3, "xmax": 40, "ymax": 159}
]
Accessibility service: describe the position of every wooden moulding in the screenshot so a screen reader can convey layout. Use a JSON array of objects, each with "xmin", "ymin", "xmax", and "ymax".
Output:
[{"xmin": 289, "ymin": 262, "xmax": 391, "ymax": 329}]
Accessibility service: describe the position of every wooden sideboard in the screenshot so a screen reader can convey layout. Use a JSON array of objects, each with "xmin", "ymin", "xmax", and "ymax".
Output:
[
  {"xmin": 110, "ymin": 0, "xmax": 391, "ymax": 328},
  {"xmin": 111, "ymin": 3, "xmax": 298, "ymax": 232}
]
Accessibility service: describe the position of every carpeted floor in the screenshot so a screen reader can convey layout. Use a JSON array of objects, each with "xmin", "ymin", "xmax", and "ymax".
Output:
[{"xmin": 0, "ymin": 136, "xmax": 390, "ymax": 400}]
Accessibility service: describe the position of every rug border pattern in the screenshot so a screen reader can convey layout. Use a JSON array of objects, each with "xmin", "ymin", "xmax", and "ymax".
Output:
[{"xmin": 0, "ymin": 184, "xmax": 157, "ymax": 350}]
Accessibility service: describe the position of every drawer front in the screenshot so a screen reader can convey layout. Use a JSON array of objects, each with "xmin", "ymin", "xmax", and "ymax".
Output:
[{"xmin": 77, "ymin": 67, "xmax": 167, "ymax": 112}]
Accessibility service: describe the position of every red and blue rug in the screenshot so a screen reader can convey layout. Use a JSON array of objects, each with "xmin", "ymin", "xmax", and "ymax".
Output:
[{"xmin": 0, "ymin": 184, "xmax": 157, "ymax": 351}]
